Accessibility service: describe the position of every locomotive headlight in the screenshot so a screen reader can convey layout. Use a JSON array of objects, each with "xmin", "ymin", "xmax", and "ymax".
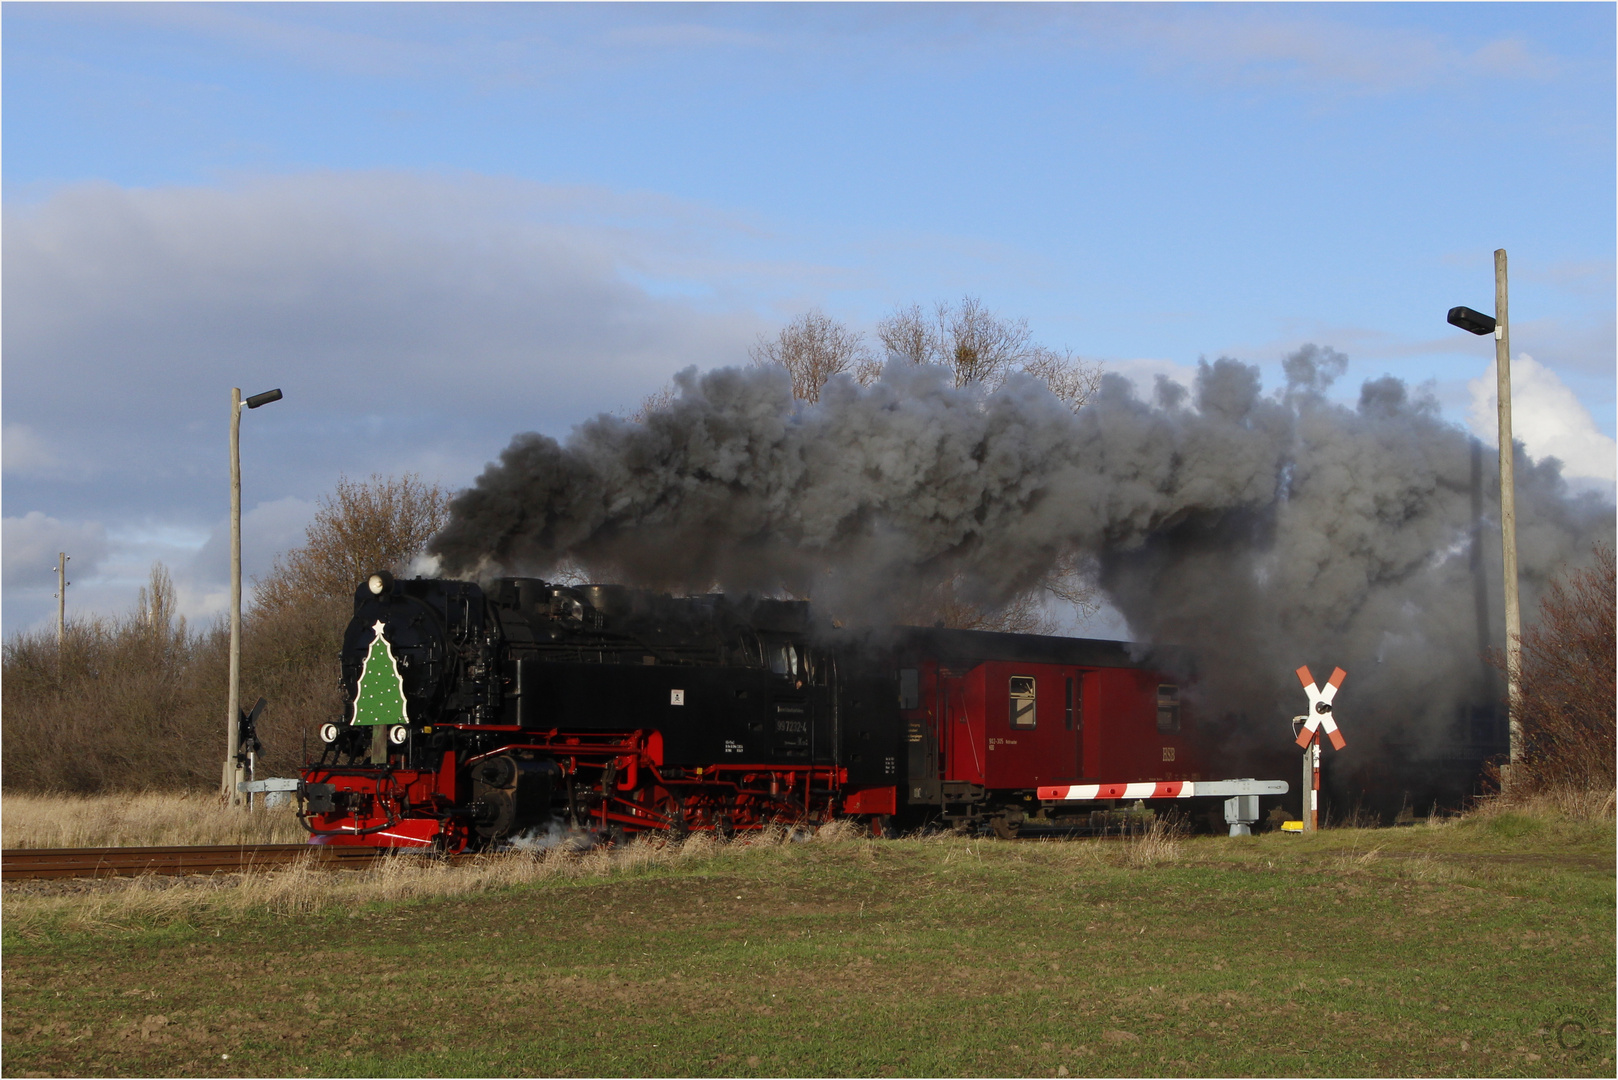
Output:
[
  {"xmin": 367, "ymin": 571, "xmax": 394, "ymax": 596},
  {"xmin": 388, "ymin": 725, "xmax": 409, "ymax": 745},
  {"xmin": 319, "ymin": 723, "xmax": 340, "ymax": 744}
]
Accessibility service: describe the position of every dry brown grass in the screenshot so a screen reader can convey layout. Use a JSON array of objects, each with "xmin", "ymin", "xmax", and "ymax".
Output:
[
  {"xmin": 1, "ymin": 818, "xmax": 879, "ymax": 933},
  {"xmin": 1464, "ymin": 784, "xmax": 1617, "ymax": 824},
  {"xmin": 1117, "ymin": 816, "xmax": 1182, "ymax": 868},
  {"xmin": 0, "ymin": 791, "xmax": 306, "ymax": 849}
]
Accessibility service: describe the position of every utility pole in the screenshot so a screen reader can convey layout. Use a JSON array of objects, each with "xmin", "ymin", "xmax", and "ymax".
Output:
[
  {"xmin": 53, "ymin": 552, "xmax": 70, "ymax": 648},
  {"xmin": 1493, "ymin": 249, "xmax": 1523, "ymax": 787},
  {"xmin": 224, "ymin": 387, "xmax": 244, "ymax": 805},
  {"xmin": 1446, "ymin": 249, "xmax": 1523, "ymax": 790},
  {"xmin": 222, "ymin": 386, "xmax": 283, "ymax": 806}
]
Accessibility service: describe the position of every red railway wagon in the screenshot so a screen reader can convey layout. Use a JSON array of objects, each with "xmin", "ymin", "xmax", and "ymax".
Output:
[{"xmin": 894, "ymin": 629, "xmax": 1209, "ymax": 836}]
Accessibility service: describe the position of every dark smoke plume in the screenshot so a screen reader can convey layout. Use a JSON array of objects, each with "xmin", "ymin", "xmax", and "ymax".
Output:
[{"xmin": 432, "ymin": 353, "xmax": 1613, "ymax": 808}]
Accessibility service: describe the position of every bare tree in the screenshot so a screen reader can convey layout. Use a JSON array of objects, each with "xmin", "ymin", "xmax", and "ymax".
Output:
[
  {"xmin": 750, "ymin": 309, "xmax": 876, "ymax": 403},
  {"xmin": 1023, "ymin": 346, "xmax": 1104, "ymax": 412},
  {"xmin": 877, "ymin": 295, "xmax": 1100, "ymax": 400},
  {"xmin": 875, "ymin": 303, "xmax": 940, "ymax": 367},
  {"xmin": 628, "ymin": 381, "xmax": 678, "ymax": 423},
  {"xmin": 254, "ymin": 473, "xmax": 451, "ymax": 611},
  {"xmin": 1492, "ymin": 543, "xmax": 1615, "ymax": 795},
  {"xmin": 135, "ymin": 562, "xmax": 184, "ymax": 642},
  {"xmin": 939, "ymin": 296, "xmax": 1031, "ymax": 388}
]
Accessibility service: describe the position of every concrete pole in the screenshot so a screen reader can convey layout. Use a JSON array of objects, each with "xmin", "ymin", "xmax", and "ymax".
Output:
[
  {"xmin": 223, "ymin": 387, "xmax": 244, "ymax": 806},
  {"xmin": 1494, "ymin": 249, "xmax": 1523, "ymax": 786}
]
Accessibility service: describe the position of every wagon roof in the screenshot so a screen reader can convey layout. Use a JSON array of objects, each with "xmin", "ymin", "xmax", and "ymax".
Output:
[{"xmin": 894, "ymin": 625, "xmax": 1194, "ymax": 674}]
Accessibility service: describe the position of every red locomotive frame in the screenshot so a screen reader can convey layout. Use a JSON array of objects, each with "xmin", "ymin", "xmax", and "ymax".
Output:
[{"xmin": 305, "ymin": 727, "xmax": 868, "ymax": 850}]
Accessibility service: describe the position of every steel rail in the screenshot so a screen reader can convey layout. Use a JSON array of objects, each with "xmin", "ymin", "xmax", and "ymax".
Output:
[{"xmin": 1, "ymin": 844, "xmax": 392, "ymax": 881}]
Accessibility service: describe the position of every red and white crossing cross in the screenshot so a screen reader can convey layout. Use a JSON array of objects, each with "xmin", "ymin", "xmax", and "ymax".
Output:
[{"xmin": 1294, "ymin": 665, "xmax": 1347, "ymax": 750}]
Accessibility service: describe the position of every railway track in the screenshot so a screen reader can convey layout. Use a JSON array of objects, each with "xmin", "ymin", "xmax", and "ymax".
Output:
[{"xmin": 1, "ymin": 844, "xmax": 391, "ymax": 881}]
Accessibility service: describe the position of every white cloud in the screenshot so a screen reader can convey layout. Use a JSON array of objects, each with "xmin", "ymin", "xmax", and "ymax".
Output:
[
  {"xmin": 2, "ymin": 425, "xmax": 60, "ymax": 477},
  {"xmin": 188, "ymin": 496, "xmax": 320, "ymax": 599},
  {"xmin": 1, "ymin": 512, "xmax": 109, "ymax": 589},
  {"xmin": 1, "ymin": 172, "xmax": 796, "ymax": 629},
  {"xmin": 1099, "ymin": 8, "xmax": 1564, "ymax": 95},
  {"xmin": 1107, "ymin": 356, "xmax": 1200, "ymax": 403},
  {"xmin": 1, "ymin": 173, "xmax": 771, "ymax": 438},
  {"xmin": 1468, "ymin": 353, "xmax": 1616, "ymax": 484}
]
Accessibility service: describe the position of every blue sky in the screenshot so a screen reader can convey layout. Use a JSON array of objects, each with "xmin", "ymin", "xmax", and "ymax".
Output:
[{"xmin": 4, "ymin": 2, "xmax": 1614, "ymax": 631}]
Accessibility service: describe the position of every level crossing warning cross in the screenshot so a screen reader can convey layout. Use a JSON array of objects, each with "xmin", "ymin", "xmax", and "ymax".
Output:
[{"xmin": 1294, "ymin": 665, "xmax": 1347, "ymax": 750}]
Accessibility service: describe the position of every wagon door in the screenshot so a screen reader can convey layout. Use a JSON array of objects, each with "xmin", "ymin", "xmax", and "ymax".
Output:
[
  {"xmin": 901, "ymin": 666, "xmax": 940, "ymax": 804},
  {"xmin": 1066, "ymin": 671, "xmax": 1084, "ymax": 780},
  {"xmin": 941, "ymin": 668, "xmax": 986, "ymax": 786}
]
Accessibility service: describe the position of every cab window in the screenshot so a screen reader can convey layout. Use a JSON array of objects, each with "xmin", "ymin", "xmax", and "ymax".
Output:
[
  {"xmin": 898, "ymin": 668, "xmax": 920, "ymax": 710},
  {"xmin": 767, "ymin": 642, "xmax": 804, "ymax": 685},
  {"xmin": 1009, "ymin": 676, "xmax": 1036, "ymax": 729}
]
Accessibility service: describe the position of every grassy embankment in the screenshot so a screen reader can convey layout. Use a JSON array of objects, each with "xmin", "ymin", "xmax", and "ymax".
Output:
[
  {"xmin": 2, "ymin": 801, "xmax": 1612, "ymax": 1078},
  {"xmin": 1, "ymin": 792, "xmax": 307, "ymax": 849}
]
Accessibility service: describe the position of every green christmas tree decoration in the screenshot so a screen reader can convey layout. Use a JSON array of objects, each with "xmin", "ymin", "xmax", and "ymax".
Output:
[{"xmin": 352, "ymin": 620, "xmax": 408, "ymax": 727}]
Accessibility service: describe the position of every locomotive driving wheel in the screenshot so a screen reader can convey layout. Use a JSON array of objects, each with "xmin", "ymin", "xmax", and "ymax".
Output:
[{"xmin": 651, "ymin": 788, "xmax": 689, "ymax": 841}]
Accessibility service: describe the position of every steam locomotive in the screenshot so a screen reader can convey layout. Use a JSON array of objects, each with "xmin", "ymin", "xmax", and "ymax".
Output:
[{"xmin": 298, "ymin": 573, "xmax": 1225, "ymax": 849}]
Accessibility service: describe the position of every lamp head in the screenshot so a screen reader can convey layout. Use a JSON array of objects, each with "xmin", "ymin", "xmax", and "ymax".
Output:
[
  {"xmin": 245, "ymin": 388, "xmax": 283, "ymax": 409},
  {"xmin": 1446, "ymin": 306, "xmax": 1496, "ymax": 336}
]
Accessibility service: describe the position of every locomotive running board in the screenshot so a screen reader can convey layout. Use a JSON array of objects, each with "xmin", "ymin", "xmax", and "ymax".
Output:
[{"xmin": 1037, "ymin": 779, "xmax": 1288, "ymax": 801}]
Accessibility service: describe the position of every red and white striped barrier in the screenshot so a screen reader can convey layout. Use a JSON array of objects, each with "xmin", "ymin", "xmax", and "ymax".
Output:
[{"xmin": 1037, "ymin": 779, "xmax": 1288, "ymax": 801}]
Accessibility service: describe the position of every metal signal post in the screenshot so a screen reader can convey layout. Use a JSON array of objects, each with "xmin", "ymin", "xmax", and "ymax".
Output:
[{"xmin": 1292, "ymin": 665, "xmax": 1347, "ymax": 832}]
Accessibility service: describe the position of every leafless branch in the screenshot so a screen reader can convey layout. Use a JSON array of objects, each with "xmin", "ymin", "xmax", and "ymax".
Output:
[{"xmin": 749, "ymin": 309, "xmax": 874, "ymax": 403}]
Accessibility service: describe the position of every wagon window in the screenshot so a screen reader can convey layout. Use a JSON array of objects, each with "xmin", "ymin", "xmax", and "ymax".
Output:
[
  {"xmin": 1156, "ymin": 684, "xmax": 1181, "ymax": 734},
  {"xmin": 1010, "ymin": 676, "xmax": 1036, "ymax": 729}
]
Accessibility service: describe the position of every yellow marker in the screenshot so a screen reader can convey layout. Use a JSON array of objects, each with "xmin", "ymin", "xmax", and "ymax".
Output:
[{"xmin": 1281, "ymin": 820, "xmax": 1304, "ymax": 833}]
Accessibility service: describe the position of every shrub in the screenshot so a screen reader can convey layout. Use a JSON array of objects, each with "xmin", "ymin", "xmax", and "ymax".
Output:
[
  {"xmin": 2, "ymin": 474, "xmax": 441, "ymax": 794},
  {"xmin": 1497, "ymin": 543, "xmax": 1615, "ymax": 797}
]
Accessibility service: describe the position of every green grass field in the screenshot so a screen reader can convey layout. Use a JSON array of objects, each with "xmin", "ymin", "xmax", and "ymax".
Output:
[{"xmin": 3, "ymin": 811, "xmax": 1612, "ymax": 1078}]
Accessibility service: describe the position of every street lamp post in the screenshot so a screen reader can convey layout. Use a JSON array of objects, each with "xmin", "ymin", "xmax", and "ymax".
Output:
[
  {"xmin": 1447, "ymin": 248, "xmax": 1521, "ymax": 788},
  {"xmin": 222, "ymin": 386, "xmax": 283, "ymax": 807}
]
